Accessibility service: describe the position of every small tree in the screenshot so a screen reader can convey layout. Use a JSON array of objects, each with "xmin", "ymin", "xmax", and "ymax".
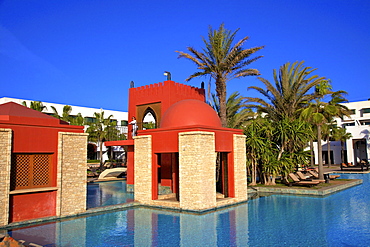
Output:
[
  {"xmin": 332, "ymin": 127, "xmax": 352, "ymax": 164},
  {"xmin": 86, "ymin": 111, "xmax": 113, "ymax": 170},
  {"xmin": 301, "ymin": 80, "xmax": 333, "ymax": 180},
  {"xmin": 50, "ymin": 105, "xmax": 85, "ymax": 126},
  {"xmin": 22, "ymin": 101, "xmax": 47, "ymax": 112},
  {"xmin": 209, "ymin": 91, "xmax": 254, "ymax": 129},
  {"xmin": 50, "ymin": 105, "xmax": 72, "ymax": 122},
  {"xmin": 69, "ymin": 113, "xmax": 85, "ymax": 126}
]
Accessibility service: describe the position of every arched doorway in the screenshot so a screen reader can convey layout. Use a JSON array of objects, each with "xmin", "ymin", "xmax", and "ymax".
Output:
[
  {"xmin": 136, "ymin": 102, "xmax": 161, "ymax": 130},
  {"xmin": 142, "ymin": 107, "xmax": 157, "ymax": 129}
]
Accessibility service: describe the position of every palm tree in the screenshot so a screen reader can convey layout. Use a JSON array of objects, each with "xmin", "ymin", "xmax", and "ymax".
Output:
[
  {"xmin": 244, "ymin": 118, "xmax": 267, "ymax": 186},
  {"xmin": 50, "ymin": 105, "xmax": 85, "ymax": 126},
  {"xmin": 323, "ymin": 91, "xmax": 351, "ymax": 167},
  {"xmin": 50, "ymin": 105, "xmax": 72, "ymax": 122},
  {"xmin": 321, "ymin": 123, "xmax": 333, "ymax": 167},
  {"xmin": 209, "ymin": 91, "xmax": 254, "ymax": 129},
  {"xmin": 246, "ymin": 61, "xmax": 325, "ymax": 121},
  {"xmin": 246, "ymin": 62, "xmax": 321, "ymax": 181},
  {"xmin": 22, "ymin": 101, "xmax": 47, "ymax": 112},
  {"xmin": 332, "ymin": 127, "xmax": 352, "ymax": 164},
  {"xmin": 69, "ymin": 113, "xmax": 85, "ymax": 126},
  {"xmin": 300, "ymin": 80, "xmax": 334, "ymax": 180},
  {"xmin": 86, "ymin": 111, "xmax": 113, "ymax": 170},
  {"xmin": 176, "ymin": 23, "xmax": 264, "ymax": 127},
  {"xmin": 269, "ymin": 117, "xmax": 312, "ymax": 183}
]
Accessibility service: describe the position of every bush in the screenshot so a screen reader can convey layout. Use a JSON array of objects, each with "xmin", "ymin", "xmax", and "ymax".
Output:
[{"xmin": 87, "ymin": 159, "xmax": 100, "ymax": 163}]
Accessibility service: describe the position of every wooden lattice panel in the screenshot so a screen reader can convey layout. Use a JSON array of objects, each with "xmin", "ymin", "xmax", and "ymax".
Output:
[
  {"xmin": 11, "ymin": 154, "xmax": 53, "ymax": 190},
  {"xmin": 11, "ymin": 155, "xmax": 31, "ymax": 190},
  {"xmin": 33, "ymin": 154, "xmax": 52, "ymax": 186}
]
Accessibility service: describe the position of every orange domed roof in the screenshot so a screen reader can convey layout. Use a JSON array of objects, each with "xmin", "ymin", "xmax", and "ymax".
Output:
[{"xmin": 160, "ymin": 99, "xmax": 222, "ymax": 128}]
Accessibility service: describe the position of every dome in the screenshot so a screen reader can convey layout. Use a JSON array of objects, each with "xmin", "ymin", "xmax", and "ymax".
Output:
[{"xmin": 160, "ymin": 99, "xmax": 222, "ymax": 128}]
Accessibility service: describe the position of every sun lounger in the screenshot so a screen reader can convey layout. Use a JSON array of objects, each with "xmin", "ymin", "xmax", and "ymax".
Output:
[
  {"xmin": 340, "ymin": 162, "xmax": 369, "ymax": 171},
  {"xmin": 297, "ymin": 170, "xmax": 325, "ymax": 183},
  {"xmin": 296, "ymin": 171, "xmax": 313, "ymax": 180},
  {"xmin": 287, "ymin": 173, "xmax": 320, "ymax": 187},
  {"xmin": 308, "ymin": 170, "xmax": 339, "ymax": 180}
]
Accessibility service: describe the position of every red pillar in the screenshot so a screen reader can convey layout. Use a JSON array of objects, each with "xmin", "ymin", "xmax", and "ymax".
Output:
[
  {"xmin": 126, "ymin": 145, "xmax": 135, "ymax": 185},
  {"xmin": 228, "ymin": 152, "xmax": 235, "ymax": 197},
  {"xmin": 152, "ymin": 153, "xmax": 158, "ymax": 200}
]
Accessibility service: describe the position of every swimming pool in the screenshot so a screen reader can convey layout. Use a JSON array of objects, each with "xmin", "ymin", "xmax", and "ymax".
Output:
[
  {"xmin": 7, "ymin": 173, "xmax": 370, "ymax": 246},
  {"xmin": 87, "ymin": 180, "xmax": 134, "ymax": 208}
]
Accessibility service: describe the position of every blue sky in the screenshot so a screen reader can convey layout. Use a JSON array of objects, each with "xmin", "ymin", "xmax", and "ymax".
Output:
[{"xmin": 1, "ymin": 0, "xmax": 369, "ymax": 111}]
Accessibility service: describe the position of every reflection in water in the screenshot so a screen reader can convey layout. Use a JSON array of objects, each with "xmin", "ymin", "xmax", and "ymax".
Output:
[
  {"xmin": 8, "ymin": 174, "xmax": 370, "ymax": 246},
  {"xmin": 87, "ymin": 181, "xmax": 134, "ymax": 208}
]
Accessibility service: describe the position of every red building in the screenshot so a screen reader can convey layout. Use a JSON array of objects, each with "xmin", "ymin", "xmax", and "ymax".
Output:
[
  {"xmin": 106, "ymin": 80, "xmax": 248, "ymax": 211},
  {"xmin": 0, "ymin": 102, "xmax": 87, "ymax": 225}
]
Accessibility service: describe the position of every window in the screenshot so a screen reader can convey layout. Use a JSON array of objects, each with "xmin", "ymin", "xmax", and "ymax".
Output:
[
  {"xmin": 121, "ymin": 120, "xmax": 128, "ymax": 126},
  {"xmin": 10, "ymin": 154, "xmax": 53, "ymax": 190},
  {"xmin": 363, "ymin": 108, "xmax": 370, "ymax": 114},
  {"xmin": 84, "ymin": 117, "xmax": 96, "ymax": 123},
  {"xmin": 360, "ymin": 120, "xmax": 370, "ymax": 126},
  {"xmin": 342, "ymin": 122, "xmax": 355, "ymax": 127},
  {"xmin": 350, "ymin": 109, "xmax": 356, "ymax": 115}
]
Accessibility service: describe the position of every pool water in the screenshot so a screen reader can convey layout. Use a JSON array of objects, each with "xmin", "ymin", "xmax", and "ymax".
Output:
[
  {"xmin": 87, "ymin": 180, "xmax": 134, "ymax": 208},
  {"xmin": 8, "ymin": 174, "xmax": 370, "ymax": 246}
]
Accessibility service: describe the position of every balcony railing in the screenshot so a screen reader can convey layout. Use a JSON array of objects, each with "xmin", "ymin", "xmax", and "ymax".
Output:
[{"xmin": 105, "ymin": 125, "xmax": 128, "ymax": 141}]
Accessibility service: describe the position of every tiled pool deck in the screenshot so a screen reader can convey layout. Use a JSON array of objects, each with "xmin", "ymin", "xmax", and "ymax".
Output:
[
  {"xmin": 248, "ymin": 169, "xmax": 367, "ymax": 196},
  {"xmin": 248, "ymin": 178, "xmax": 363, "ymax": 196}
]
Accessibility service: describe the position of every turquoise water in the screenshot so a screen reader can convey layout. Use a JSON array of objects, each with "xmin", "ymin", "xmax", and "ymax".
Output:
[
  {"xmin": 8, "ymin": 173, "xmax": 370, "ymax": 246},
  {"xmin": 87, "ymin": 180, "xmax": 134, "ymax": 208}
]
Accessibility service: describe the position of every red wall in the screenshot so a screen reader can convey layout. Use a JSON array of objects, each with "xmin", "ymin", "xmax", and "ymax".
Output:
[
  {"xmin": 128, "ymin": 80, "xmax": 205, "ymax": 139},
  {"xmin": 9, "ymin": 191, "xmax": 57, "ymax": 222},
  {"xmin": 0, "ymin": 118, "xmax": 83, "ymax": 223}
]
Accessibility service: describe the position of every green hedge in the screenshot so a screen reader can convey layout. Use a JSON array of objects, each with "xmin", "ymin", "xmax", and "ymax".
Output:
[{"xmin": 87, "ymin": 160, "xmax": 100, "ymax": 163}]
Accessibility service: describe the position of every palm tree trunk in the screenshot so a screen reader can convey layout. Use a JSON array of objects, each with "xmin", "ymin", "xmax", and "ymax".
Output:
[
  {"xmin": 317, "ymin": 125, "xmax": 324, "ymax": 180},
  {"xmin": 99, "ymin": 139, "xmax": 104, "ymax": 171},
  {"xmin": 341, "ymin": 141, "xmax": 345, "ymax": 163},
  {"xmin": 216, "ymin": 78, "xmax": 227, "ymax": 127},
  {"xmin": 327, "ymin": 137, "xmax": 331, "ymax": 168},
  {"xmin": 310, "ymin": 139, "xmax": 315, "ymax": 167},
  {"xmin": 250, "ymin": 157, "xmax": 257, "ymax": 186},
  {"xmin": 263, "ymin": 174, "xmax": 268, "ymax": 185},
  {"xmin": 271, "ymin": 176, "xmax": 276, "ymax": 185},
  {"xmin": 277, "ymin": 146, "xmax": 284, "ymax": 161}
]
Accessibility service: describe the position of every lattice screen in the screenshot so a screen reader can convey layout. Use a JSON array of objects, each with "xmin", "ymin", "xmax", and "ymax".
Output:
[{"xmin": 11, "ymin": 154, "xmax": 53, "ymax": 190}]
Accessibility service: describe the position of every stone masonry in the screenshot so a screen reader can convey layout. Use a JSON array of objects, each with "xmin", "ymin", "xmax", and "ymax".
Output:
[
  {"xmin": 134, "ymin": 135, "xmax": 153, "ymax": 204},
  {"xmin": 0, "ymin": 129, "xmax": 12, "ymax": 226},
  {"xmin": 233, "ymin": 134, "xmax": 248, "ymax": 201},
  {"xmin": 179, "ymin": 131, "xmax": 216, "ymax": 210},
  {"xmin": 57, "ymin": 132, "xmax": 88, "ymax": 217}
]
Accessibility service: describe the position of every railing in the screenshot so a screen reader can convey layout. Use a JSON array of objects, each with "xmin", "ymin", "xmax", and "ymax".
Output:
[{"xmin": 105, "ymin": 125, "xmax": 128, "ymax": 141}]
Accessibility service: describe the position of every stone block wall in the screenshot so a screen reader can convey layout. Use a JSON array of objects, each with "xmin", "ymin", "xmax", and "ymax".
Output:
[
  {"xmin": 134, "ymin": 135, "xmax": 153, "ymax": 204},
  {"xmin": 57, "ymin": 132, "xmax": 88, "ymax": 217},
  {"xmin": 179, "ymin": 131, "xmax": 216, "ymax": 210},
  {"xmin": 0, "ymin": 129, "xmax": 12, "ymax": 226},
  {"xmin": 233, "ymin": 134, "xmax": 248, "ymax": 201}
]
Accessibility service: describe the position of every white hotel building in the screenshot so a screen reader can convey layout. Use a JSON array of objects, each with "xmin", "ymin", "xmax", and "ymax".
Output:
[
  {"xmin": 1, "ymin": 97, "xmax": 369, "ymax": 166},
  {"xmin": 0, "ymin": 97, "xmax": 128, "ymax": 162},
  {"xmin": 314, "ymin": 99, "xmax": 370, "ymax": 165}
]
